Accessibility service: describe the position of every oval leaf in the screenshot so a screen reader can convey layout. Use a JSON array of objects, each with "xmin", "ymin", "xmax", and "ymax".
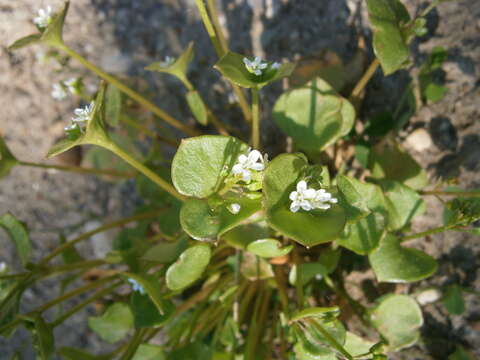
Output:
[
  {"xmin": 186, "ymin": 91, "xmax": 208, "ymax": 126},
  {"xmin": 336, "ymin": 212, "xmax": 385, "ymax": 255},
  {"xmin": 166, "ymin": 244, "xmax": 211, "ymax": 291},
  {"xmin": 369, "ymin": 234, "xmax": 437, "ymax": 283},
  {"xmin": 263, "ymin": 153, "xmax": 346, "ymax": 247},
  {"xmin": 247, "ymin": 239, "xmax": 293, "ymax": 258},
  {"xmin": 133, "ymin": 344, "xmax": 166, "ymax": 360},
  {"xmin": 371, "ymin": 294, "xmax": 423, "ymax": 350},
  {"xmin": 130, "ymin": 292, "xmax": 175, "ymax": 328},
  {"xmin": 0, "ymin": 213, "xmax": 31, "ymax": 267},
  {"xmin": 273, "ymin": 78, "xmax": 355, "ymax": 152},
  {"xmin": 171, "ymin": 135, "xmax": 249, "ymax": 198},
  {"xmin": 88, "ymin": 302, "xmax": 133, "ymax": 343}
]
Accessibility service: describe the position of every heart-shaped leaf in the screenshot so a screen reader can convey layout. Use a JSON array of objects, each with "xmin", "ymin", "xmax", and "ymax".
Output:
[
  {"xmin": 371, "ymin": 294, "xmax": 423, "ymax": 350},
  {"xmin": 344, "ymin": 332, "xmax": 375, "ymax": 357},
  {"xmin": 366, "ymin": 0, "xmax": 411, "ymax": 75},
  {"xmin": 88, "ymin": 302, "xmax": 133, "ymax": 343},
  {"xmin": 145, "ymin": 42, "xmax": 194, "ymax": 86},
  {"xmin": 369, "ymin": 234, "xmax": 437, "ymax": 283},
  {"xmin": 0, "ymin": 136, "xmax": 19, "ymax": 179},
  {"xmin": 166, "ymin": 244, "xmax": 211, "ymax": 291},
  {"xmin": 247, "ymin": 239, "xmax": 293, "ymax": 258},
  {"xmin": 369, "ymin": 142, "xmax": 428, "ymax": 190},
  {"xmin": 130, "ymin": 292, "xmax": 175, "ymax": 328},
  {"xmin": 273, "ymin": 78, "xmax": 355, "ymax": 152},
  {"xmin": 0, "ymin": 213, "xmax": 31, "ymax": 267},
  {"xmin": 180, "ymin": 197, "xmax": 261, "ymax": 241},
  {"xmin": 142, "ymin": 237, "xmax": 188, "ymax": 264},
  {"xmin": 263, "ymin": 153, "xmax": 346, "ymax": 247},
  {"xmin": 171, "ymin": 135, "xmax": 249, "ymax": 198},
  {"xmin": 214, "ymin": 51, "xmax": 294, "ymax": 89},
  {"xmin": 336, "ymin": 212, "xmax": 385, "ymax": 255},
  {"xmin": 186, "ymin": 91, "xmax": 208, "ymax": 126}
]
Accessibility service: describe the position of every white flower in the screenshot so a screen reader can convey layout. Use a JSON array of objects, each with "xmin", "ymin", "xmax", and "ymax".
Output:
[
  {"xmin": 33, "ymin": 6, "xmax": 53, "ymax": 29},
  {"xmin": 160, "ymin": 56, "xmax": 176, "ymax": 68},
  {"xmin": 64, "ymin": 122, "xmax": 80, "ymax": 132},
  {"xmin": 243, "ymin": 56, "xmax": 268, "ymax": 76},
  {"xmin": 72, "ymin": 101, "xmax": 95, "ymax": 124},
  {"xmin": 271, "ymin": 62, "xmax": 281, "ymax": 70},
  {"xmin": 0, "ymin": 262, "xmax": 7, "ymax": 273},
  {"xmin": 64, "ymin": 78, "xmax": 78, "ymax": 94},
  {"xmin": 228, "ymin": 203, "xmax": 241, "ymax": 214},
  {"xmin": 51, "ymin": 83, "xmax": 67, "ymax": 100},
  {"xmin": 128, "ymin": 278, "xmax": 146, "ymax": 295},
  {"xmin": 232, "ymin": 149, "xmax": 265, "ymax": 182},
  {"xmin": 289, "ymin": 180, "xmax": 337, "ymax": 213}
]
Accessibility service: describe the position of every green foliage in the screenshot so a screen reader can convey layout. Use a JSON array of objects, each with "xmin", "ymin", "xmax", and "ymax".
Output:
[
  {"xmin": 273, "ymin": 78, "xmax": 355, "ymax": 152},
  {"xmin": 104, "ymin": 84, "xmax": 122, "ymax": 127},
  {"xmin": 336, "ymin": 212, "xmax": 385, "ymax": 255},
  {"xmin": 166, "ymin": 244, "xmax": 211, "ymax": 291},
  {"xmin": 246, "ymin": 239, "xmax": 293, "ymax": 258},
  {"xmin": 419, "ymin": 47, "xmax": 449, "ymax": 103},
  {"xmin": 442, "ymin": 284, "xmax": 465, "ymax": 315},
  {"xmin": 0, "ymin": 136, "xmax": 19, "ymax": 179},
  {"xmin": 88, "ymin": 303, "xmax": 134, "ymax": 343},
  {"xmin": 23, "ymin": 314, "xmax": 55, "ymax": 360},
  {"xmin": 186, "ymin": 90, "xmax": 208, "ymax": 126},
  {"xmin": 0, "ymin": 213, "xmax": 31, "ymax": 267}
]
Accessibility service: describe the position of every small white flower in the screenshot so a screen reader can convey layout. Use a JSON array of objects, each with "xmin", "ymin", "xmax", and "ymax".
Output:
[
  {"xmin": 289, "ymin": 180, "xmax": 337, "ymax": 213},
  {"xmin": 33, "ymin": 6, "xmax": 53, "ymax": 29},
  {"xmin": 228, "ymin": 203, "xmax": 241, "ymax": 214},
  {"xmin": 72, "ymin": 101, "xmax": 95, "ymax": 124},
  {"xmin": 128, "ymin": 278, "xmax": 146, "ymax": 295},
  {"xmin": 51, "ymin": 83, "xmax": 67, "ymax": 101},
  {"xmin": 64, "ymin": 122, "xmax": 80, "ymax": 132},
  {"xmin": 160, "ymin": 56, "xmax": 176, "ymax": 68},
  {"xmin": 271, "ymin": 62, "xmax": 281, "ymax": 70},
  {"xmin": 232, "ymin": 149, "xmax": 265, "ymax": 182},
  {"xmin": 64, "ymin": 78, "xmax": 78, "ymax": 94},
  {"xmin": 243, "ymin": 56, "xmax": 268, "ymax": 76},
  {"xmin": 0, "ymin": 262, "xmax": 7, "ymax": 273}
]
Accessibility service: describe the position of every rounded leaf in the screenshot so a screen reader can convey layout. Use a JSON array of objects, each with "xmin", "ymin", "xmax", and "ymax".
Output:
[
  {"xmin": 273, "ymin": 79, "xmax": 355, "ymax": 152},
  {"xmin": 171, "ymin": 135, "xmax": 249, "ymax": 198},
  {"xmin": 369, "ymin": 234, "xmax": 437, "ymax": 283},
  {"xmin": 166, "ymin": 244, "xmax": 212, "ymax": 291},
  {"xmin": 263, "ymin": 153, "xmax": 346, "ymax": 247},
  {"xmin": 336, "ymin": 212, "xmax": 385, "ymax": 255},
  {"xmin": 88, "ymin": 303, "xmax": 133, "ymax": 343},
  {"xmin": 247, "ymin": 239, "xmax": 293, "ymax": 258}
]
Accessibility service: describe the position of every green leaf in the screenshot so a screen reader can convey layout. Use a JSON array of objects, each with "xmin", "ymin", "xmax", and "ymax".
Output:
[
  {"xmin": 371, "ymin": 294, "xmax": 423, "ymax": 350},
  {"xmin": 214, "ymin": 51, "xmax": 294, "ymax": 89},
  {"xmin": 88, "ymin": 303, "xmax": 133, "ymax": 343},
  {"xmin": 423, "ymin": 83, "xmax": 448, "ymax": 103},
  {"xmin": 293, "ymin": 342, "xmax": 336, "ymax": 360},
  {"xmin": 47, "ymin": 84, "xmax": 110, "ymax": 158},
  {"xmin": 368, "ymin": 142, "xmax": 428, "ymax": 190},
  {"xmin": 0, "ymin": 136, "xmax": 19, "ymax": 178},
  {"xmin": 344, "ymin": 332, "xmax": 375, "ymax": 357},
  {"xmin": 7, "ymin": 34, "xmax": 42, "ymax": 51},
  {"xmin": 273, "ymin": 78, "xmax": 355, "ymax": 152},
  {"xmin": 247, "ymin": 239, "xmax": 293, "ymax": 258},
  {"xmin": 369, "ymin": 234, "xmax": 437, "ymax": 283},
  {"xmin": 355, "ymin": 142, "xmax": 370, "ymax": 168},
  {"xmin": 336, "ymin": 174, "xmax": 386, "ymax": 222},
  {"xmin": 0, "ymin": 213, "xmax": 31, "ymax": 267},
  {"xmin": 40, "ymin": 1, "xmax": 70, "ymax": 48},
  {"xmin": 59, "ymin": 347, "xmax": 108, "ymax": 360},
  {"xmin": 123, "ymin": 273, "xmax": 167, "ymax": 315},
  {"xmin": 378, "ymin": 180, "xmax": 425, "ymax": 231},
  {"xmin": 130, "ymin": 292, "xmax": 175, "ymax": 328},
  {"xmin": 145, "ymin": 42, "xmax": 194, "ymax": 86},
  {"xmin": 170, "ymin": 342, "xmax": 212, "ymax": 360},
  {"xmin": 141, "ymin": 237, "xmax": 188, "ymax": 264},
  {"xmin": 24, "ymin": 314, "xmax": 55, "ymax": 360},
  {"xmin": 104, "ymin": 84, "xmax": 122, "ymax": 127},
  {"xmin": 444, "ymin": 197, "xmax": 480, "ymax": 225},
  {"xmin": 289, "ymin": 263, "xmax": 329, "ymax": 286},
  {"xmin": 240, "ymin": 252, "xmax": 274, "ymax": 280},
  {"xmin": 166, "ymin": 244, "xmax": 211, "ymax": 291},
  {"xmin": 0, "ymin": 281, "xmax": 24, "ymax": 338},
  {"xmin": 448, "ymin": 346, "xmax": 474, "ymax": 360},
  {"xmin": 171, "ymin": 135, "xmax": 249, "ymax": 198},
  {"xmin": 263, "ymin": 153, "xmax": 346, "ymax": 247},
  {"xmin": 442, "ymin": 284, "xmax": 465, "ymax": 315},
  {"xmin": 180, "ymin": 197, "xmax": 261, "ymax": 241},
  {"xmin": 290, "ymin": 307, "xmax": 340, "ymax": 322},
  {"xmin": 132, "ymin": 344, "xmax": 166, "ymax": 360},
  {"xmin": 366, "ymin": 0, "xmax": 411, "ymax": 75},
  {"xmin": 186, "ymin": 91, "xmax": 208, "ymax": 126},
  {"xmin": 222, "ymin": 222, "xmax": 270, "ymax": 250},
  {"xmin": 336, "ymin": 213, "xmax": 385, "ymax": 255}
]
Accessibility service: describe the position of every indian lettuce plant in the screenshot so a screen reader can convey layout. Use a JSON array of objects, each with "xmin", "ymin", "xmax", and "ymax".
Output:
[{"xmin": 1, "ymin": 0, "xmax": 478, "ymax": 359}]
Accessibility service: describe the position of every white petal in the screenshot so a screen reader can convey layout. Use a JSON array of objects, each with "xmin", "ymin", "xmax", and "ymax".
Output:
[
  {"xmin": 297, "ymin": 180, "xmax": 307, "ymax": 192},
  {"xmin": 243, "ymin": 57, "xmax": 251, "ymax": 66},
  {"xmin": 253, "ymin": 56, "xmax": 262, "ymax": 65},
  {"xmin": 289, "ymin": 191, "xmax": 298, "ymax": 201},
  {"xmin": 232, "ymin": 164, "xmax": 243, "ymax": 175},
  {"xmin": 242, "ymin": 170, "xmax": 251, "ymax": 182},
  {"xmin": 304, "ymin": 189, "xmax": 317, "ymax": 199},
  {"xmin": 250, "ymin": 163, "xmax": 264, "ymax": 171},
  {"xmin": 259, "ymin": 63, "xmax": 268, "ymax": 69},
  {"xmin": 300, "ymin": 200, "xmax": 312, "ymax": 211},
  {"xmin": 248, "ymin": 150, "xmax": 262, "ymax": 162},
  {"xmin": 329, "ymin": 198, "xmax": 338, "ymax": 204},
  {"xmin": 254, "ymin": 69, "xmax": 262, "ymax": 76},
  {"xmin": 238, "ymin": 154, "xmax": 248, "ymax": 164},
  {"xmin": 290, "ymin": 202, "xmax": 300, "ymax": 213},
  {"xmin": 316, "ymin": 204, "xmax": 331, "ymax": 210}
]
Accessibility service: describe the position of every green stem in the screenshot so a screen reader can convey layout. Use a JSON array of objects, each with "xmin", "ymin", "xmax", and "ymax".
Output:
[
  {"xmin": 19, "ymin": 161, "xmax": 135, "ymax": 178},
  {"xmin": 120, "ymin": 329, "xmax": 147, "ymax": 360},
  {"xmin": 59, "ymin": 45, "xmax": 199, "ymax": 137},
  {"xmin": 105, "ymin": 142, "xmax": 185, "ymax": 201},
  {"xmin": 194, "ymin": 0, "xmax": 252, "ymax": 123},
  {"xmin": 349, "ymin": 58, "xmax": 380, "ymax": 102},
  {"xmin": 420, "ymin": 190, "xmax": 480, "ymax": 197},
  {"xmin": 206, "ymin": 0, "xmax": 229, "ymax": 53},
  {"xmin": 273, "ymin": 265, "xmax": 290, "ymax": 316},
  {"xmin": 120, "ymin": 114, "xmax": 180, "ymax": 148},
  {"xmin": 41, "ymin": 209, "xmax": 165, "ymax": 264},
  {"xmin": 307, "ymin": 319, "xmax": 353, "ymax": 360},
  {"xmin": 251, "ymin": 87, "xmax": 260, "ymax": 149},
  {"xmin": 401, "ymin": 223, "xmax": 459, "ymax": 242}
]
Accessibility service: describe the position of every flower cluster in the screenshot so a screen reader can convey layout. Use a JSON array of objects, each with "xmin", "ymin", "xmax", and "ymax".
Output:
[
  {"xmin": 232, "ymin": 149, "xmax": 265, "ymax": 182},
  {"xmin": 243, "ymin": 57, "xmax": 280, "ymax": 76},
  {"xmin": 160, "ymin": 56, "xmax": 176, "ymax": 68},
  {"xmin": 64, "ymin": 101, "xmax": 95, "ymax": 134},
  {"xmin": 289, "ymin": 180, "xmax": 337, "ymax": 213},
  {"xmin": 52, "ymin": 78, "xmax": 82, "ymax": 100},
  {"xmin": 33, "ymin": 6, "xmax": 53, "ymax": 29},
  {"xmin": 128, "ymin": 279, "xmax": 146, "ymax": 295}
]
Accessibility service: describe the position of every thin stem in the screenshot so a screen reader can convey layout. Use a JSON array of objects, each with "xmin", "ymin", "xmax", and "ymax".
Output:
[
  {"xmin": 420, "ymin": 190, "xmax": 480, "ymax": 197},
  {"xmin": 206, "ymin": 0, "xmax": 229, "ymax": 53},
  {"xmin": 120, "ymin": 114, "xmax": 180, "ymax": 148},
  {"xmin": 307, "ymin": 319, "xmax": 353, "ymax": 360},
  {"xmin": 251, "ymin": 87, "xmax": 260, "ymax": 149},
  {"xmin": 60, "ymin": 45, "xmax": 199, "ymax": 137},
  {"xmin": 41, "ymin": 209, "xmax": 165, "ymax": 264},
  {"xmin": 273, "ymin": 265, "xmax": 289, "ymax": 316},
  {"xmin": 120, "ymin": 329, "xmax": 147, "ymax": 360},
  {"xmin": 105, "ymin": 142, "xmax": 185, "ymax": 201},
  {"xmin": 349, "ymin": 58, "xmax": 380, "ymax": 102},
  {"xmin": 19, "ymin": 161, "xmax": 135, "ymax": 178},
  {"xmin": 401, "ymin": 223, "xmax": 459, "ymax": 242},
  {"xmin": 194, "ymin": 0, "xmax": 223, "ymax": 56}
]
